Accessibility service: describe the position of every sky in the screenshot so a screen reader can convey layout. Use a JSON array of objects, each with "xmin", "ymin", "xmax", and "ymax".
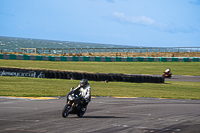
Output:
[{"xmin": 0, "ymin": 0, "xmax": 200, "ymax": 47}]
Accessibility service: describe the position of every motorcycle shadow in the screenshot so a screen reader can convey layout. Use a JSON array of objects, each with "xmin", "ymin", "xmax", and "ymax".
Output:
[{"xmin": 70, "ymin": 116, "xmax": 128, "ymax": 119}]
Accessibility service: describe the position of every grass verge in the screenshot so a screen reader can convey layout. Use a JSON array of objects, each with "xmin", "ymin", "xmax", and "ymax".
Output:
[
  {"xmin": 1, "ymin": 76, "xmax": 200, "ymax": 100},
  {"xmin": 1, "ymin": 59, "xmax": 200, "ymax": 76}
]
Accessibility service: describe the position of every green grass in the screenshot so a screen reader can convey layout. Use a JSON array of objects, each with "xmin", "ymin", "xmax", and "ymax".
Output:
[
  {"xmin": 1, "ymin": 59, "xmax": 200, "ymax": 100},
  {"xmin": 0, "ymin": 76, "xmax": 200, "ymax": 100},
  {"xmin": 1, "ymin": 59, "xmax": 200, "ymax": 76}
]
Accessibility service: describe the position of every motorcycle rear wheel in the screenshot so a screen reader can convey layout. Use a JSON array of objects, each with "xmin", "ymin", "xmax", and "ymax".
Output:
[
  {"xmin": 77, "ymin": 107, "xmax": 87, "ymax": 117},
  {"xmin": 62, "ymin": 105, "xmax": 70, "ymax": 118}
]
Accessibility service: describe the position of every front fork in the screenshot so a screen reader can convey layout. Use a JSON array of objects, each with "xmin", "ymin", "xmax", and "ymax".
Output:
[
  {"xmin": 65, "ymin": 101, "xmax": 71, "ymax": 111},
  {"xmin": 67, "ymin": 99, "xmax": 84, "ymax": 111},
  {"xmin": 67, "ymin": 101, "xmax": 75, "ymax": 112}
]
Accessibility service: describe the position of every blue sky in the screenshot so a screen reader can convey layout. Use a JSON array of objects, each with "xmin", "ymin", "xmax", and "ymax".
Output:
[{"xmin": 0, "ymin": 0, "xmax": 200, "ymax": 47}]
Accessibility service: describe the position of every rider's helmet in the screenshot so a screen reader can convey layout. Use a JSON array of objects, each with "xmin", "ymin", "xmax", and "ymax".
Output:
[
  {"xmin": 80, "ymin": 79, "xmax": 88, "ymax": 88},
  {"xmin": 165, "ymin": 68, "xmax": 171, "ymax": 72}
]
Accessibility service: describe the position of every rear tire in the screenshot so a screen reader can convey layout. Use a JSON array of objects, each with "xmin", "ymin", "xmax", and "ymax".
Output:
[
  {"xmin": 169, "ymin": 73, "xmax": 172, "ymax": 78},
  {"xmin": 77, "ymin": 107, "xmax": 87, "ymax": 117},
  {"xmin": 62, "ymin": 105, "xmax": 70, "ymax": 118}
]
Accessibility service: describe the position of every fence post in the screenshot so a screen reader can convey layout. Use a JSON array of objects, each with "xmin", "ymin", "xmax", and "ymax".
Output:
[
  {"xmin": 75, "ymin": 48, "xmax": 76, "ymax": 54},
  {"xmin": 178, "ymin": 47, "xmax": 179, "ymax": 52},
  {"xmin": 140, "ymin": 47, "xmax": 142, "ymax": 53},
  {"xmin": 171, "ymin": 47, "xmax": 173, "ymax": 52},
  {"xmin": 165, "ymin": 48, "xmax": 166, "ymax": 53},
  {"xmin": 68, "ymin": 48, "xmax": 70, "ymax": 54},
  {"xmin": 105, "ymin": 48, "xmax": 107, "ymax": 53},
  {"xmin": 93, "ymin": 48, "xmax": 95, "ymax": 54}
]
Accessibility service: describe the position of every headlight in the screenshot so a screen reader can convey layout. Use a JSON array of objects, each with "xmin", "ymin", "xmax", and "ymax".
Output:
[{"xmin": 68, "ymin": 95, "xmax": 74, "ymax": 101}]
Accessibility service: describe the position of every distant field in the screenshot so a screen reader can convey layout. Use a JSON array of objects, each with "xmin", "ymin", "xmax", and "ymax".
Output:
[
  {"xmin": 0, "ymin": 59, "xmax": 200, "ymax": 76},
  {"xmin": 0, "ymin": 76, "xmax": 200, "ymax": 100}
]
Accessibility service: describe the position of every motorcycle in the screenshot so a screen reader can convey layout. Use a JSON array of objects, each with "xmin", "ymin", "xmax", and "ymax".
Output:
[
  {"xmin": 162, "ymin": 71, "xmax": 172, "ymax": 78},
  {"xmin": 62, "ymin": 87, "xmax": 87, "ymax": 118}
]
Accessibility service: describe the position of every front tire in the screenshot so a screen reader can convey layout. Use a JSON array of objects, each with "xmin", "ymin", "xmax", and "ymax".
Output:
[{"xmin": 62, "ymin": 105, "xmax": 70, "ymax": 118}]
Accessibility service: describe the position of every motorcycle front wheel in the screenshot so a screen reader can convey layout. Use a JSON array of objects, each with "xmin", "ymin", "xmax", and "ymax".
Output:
[{"xmin": 62, "ymin": 104, "xmax": 70, "ymax": 118}]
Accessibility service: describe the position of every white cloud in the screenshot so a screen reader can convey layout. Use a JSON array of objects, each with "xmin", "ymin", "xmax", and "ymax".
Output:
[
  {"xmin": 111, "ymin": 12, "xmax": 196, "ymax": 33},
  {"xmin": 112, "ymin": 12, "xmax": 156, "ymax": 26}
]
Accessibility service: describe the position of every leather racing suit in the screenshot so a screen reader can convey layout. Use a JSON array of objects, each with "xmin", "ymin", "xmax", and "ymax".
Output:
[{"xmin": 75, "ymin": 83, "xmax": 91, "ymax": 107}]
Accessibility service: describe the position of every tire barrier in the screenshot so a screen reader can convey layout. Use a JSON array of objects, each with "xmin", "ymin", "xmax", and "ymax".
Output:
[
  {"xmin": 42, "ymin": 70, "xmax": 165, "ymax": 83},
  {"xmin": 0, "ymin": 67, "xmax": 165, "ymax": 83},
  {"xmin": 0, "ymin": 67, "xmax": 44, "ymax": 78}
]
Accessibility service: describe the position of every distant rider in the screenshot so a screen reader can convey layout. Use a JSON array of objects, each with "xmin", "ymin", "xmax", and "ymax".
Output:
[
  {"xmin": 74, "ymin": 79, "xmax": 91, "ymax": 111},
  {"xmin": 164, "ymin": 68, "xmax": 171, "ymax": 74}
]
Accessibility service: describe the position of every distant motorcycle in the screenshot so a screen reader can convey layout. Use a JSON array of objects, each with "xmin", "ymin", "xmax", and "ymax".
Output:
[
  {"xmin": 62, "ymin": 87, "xmax": 87, "ymax": 118},
  {"xmin": 162, "ymin": 71, "xmax": 172, "ymax": 78}
]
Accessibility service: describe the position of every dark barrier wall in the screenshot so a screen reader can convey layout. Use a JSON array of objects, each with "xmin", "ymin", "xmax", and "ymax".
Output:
[
  {"xmin": 0, "ymin": 67, "xmax": 45, "ymax": 78},
  {"xmin": 0, "ymin": 67, "xmax": 165, "ymax": 83}
]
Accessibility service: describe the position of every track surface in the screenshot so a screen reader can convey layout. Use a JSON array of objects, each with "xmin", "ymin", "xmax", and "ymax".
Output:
[
  {"xmin": 164, "ymin": 75, "xmax": 200, "ymax": 82},
  {"xmin": 0, "ymin": 97, "xmax": 200, "ymax": 133},
  {"xmin": 0, "ymin": 75, "xmax": 199, "ymax": 133}
]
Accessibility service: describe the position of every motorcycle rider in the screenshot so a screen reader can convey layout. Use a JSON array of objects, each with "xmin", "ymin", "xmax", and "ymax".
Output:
[
  {"xmin": 74, "ymin": 79, "xmax": 91, "ymax": 111},
  {"xmin": 164, "ymin": 68, "xmax": 171, "ymax": 74}
]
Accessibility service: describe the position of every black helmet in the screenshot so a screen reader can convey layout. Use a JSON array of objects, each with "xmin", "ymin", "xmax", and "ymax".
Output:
[{"xmin": 80, "ymin": 79, "xmax": 88, "ymax": 87}]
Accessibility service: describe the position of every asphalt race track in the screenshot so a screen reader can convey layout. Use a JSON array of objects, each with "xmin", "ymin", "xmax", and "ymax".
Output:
[
  {"xmin": 165, "ymin": 75, "xmax": 200, "ymax": 82},
  {"xmin": 0, "ymin": 75, "xmax": 200, "ymax": 133},
  {"xmin": 0, "ymin": 96, "xmax": 200, "ymax": 133}
]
